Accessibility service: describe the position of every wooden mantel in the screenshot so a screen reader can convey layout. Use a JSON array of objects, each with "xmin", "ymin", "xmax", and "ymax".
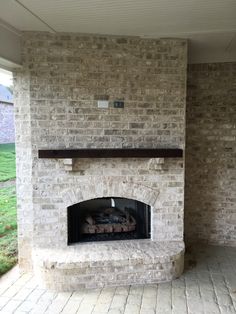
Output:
[{"xmin": 38, "ymin": 148, "xmax": 183, "ymax": 159}]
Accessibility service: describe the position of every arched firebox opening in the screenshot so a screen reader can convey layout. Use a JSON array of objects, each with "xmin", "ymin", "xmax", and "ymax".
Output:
[{"xmin": 68, "ymin": 197, "xmax": 151, "ymax": 244}]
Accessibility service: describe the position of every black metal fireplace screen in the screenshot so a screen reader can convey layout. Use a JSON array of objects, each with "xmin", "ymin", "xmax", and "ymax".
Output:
[{"xmin": 67, "ymin": 197, "xmax": 151, "ymax": 244}]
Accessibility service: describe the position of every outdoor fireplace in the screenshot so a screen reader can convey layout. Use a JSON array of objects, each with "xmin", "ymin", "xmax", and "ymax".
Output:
[
  {"xmin": 32, "ymin": 160, "xmax": 185, "ymax": 290},
  {"xmin": 68, "ymin": 197, "xmax": 151, "ymax": 243},
  {"xmin": 15, "ymin": 33, "xmax": 187, "ymax": 291}
]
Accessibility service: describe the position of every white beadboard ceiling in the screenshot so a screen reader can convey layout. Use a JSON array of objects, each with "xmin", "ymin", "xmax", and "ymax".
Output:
[{"xmin": 0, "ymin": 0, "xmax": 236, "ymax": 63}]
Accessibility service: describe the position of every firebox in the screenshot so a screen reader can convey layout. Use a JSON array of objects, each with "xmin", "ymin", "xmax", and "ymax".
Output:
[{"xmin": 68, "ymin": 197, "xmax": 151, "ymax": 244}]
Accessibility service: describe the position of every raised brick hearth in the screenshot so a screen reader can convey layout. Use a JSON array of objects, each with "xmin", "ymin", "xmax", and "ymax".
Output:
[{"xmin": 33, "ymin": 241, "xmax": 184, "ymax": 291}]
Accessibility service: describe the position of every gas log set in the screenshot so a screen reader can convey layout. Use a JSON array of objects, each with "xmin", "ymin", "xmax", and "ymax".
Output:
[{"xmin": 81, "ymin": 207, "xmax": 136, "ymax": 234}]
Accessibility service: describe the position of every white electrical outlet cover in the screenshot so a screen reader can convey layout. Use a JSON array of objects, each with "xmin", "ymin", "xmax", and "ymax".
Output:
[{"xmin": 97, "ymin": 100, "xmax": 109, "ymax": 108}]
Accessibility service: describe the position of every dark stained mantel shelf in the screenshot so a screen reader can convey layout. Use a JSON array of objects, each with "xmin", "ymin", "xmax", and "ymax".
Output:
[{"xmin": 38, "ymin": 148, "xmax": 183, "ymax": 159}]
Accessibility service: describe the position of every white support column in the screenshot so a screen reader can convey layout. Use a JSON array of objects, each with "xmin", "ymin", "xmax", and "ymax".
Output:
[{"xmin": 0, "ymin": 19, "xmax": 22, "ymax": 70}]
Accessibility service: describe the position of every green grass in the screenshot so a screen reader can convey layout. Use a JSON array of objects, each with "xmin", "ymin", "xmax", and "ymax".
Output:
[
  {"xmin": 0, "ymin": 143, "xmax": 16, "ymax": 181},
  {"xmin": 0, "ymin": 143, "xmax": 17, "ymax": 276},
  {"xmin": 0, "ymin": 186, "xmax": 17, "ymax": 275}
]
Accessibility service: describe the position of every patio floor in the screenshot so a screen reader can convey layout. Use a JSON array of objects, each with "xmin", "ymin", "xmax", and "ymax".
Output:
[{"xmin": 0, "ymin": 244, "xmax": 236, "ymax": 314}]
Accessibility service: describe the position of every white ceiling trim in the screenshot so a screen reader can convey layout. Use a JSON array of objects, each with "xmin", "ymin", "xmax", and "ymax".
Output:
[{"xmin": 0, "ymin": 18, "xmax": 22, "ymax": 37}]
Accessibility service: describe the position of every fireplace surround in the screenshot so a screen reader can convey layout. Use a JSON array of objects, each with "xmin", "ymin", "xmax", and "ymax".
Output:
[
  {"xmin": 14, "ymin": 32, "xmax": 187, "ymax": 291},
  {"xmin": 31, "ymin": 156, "xmax": 185, "ymax": 290}
]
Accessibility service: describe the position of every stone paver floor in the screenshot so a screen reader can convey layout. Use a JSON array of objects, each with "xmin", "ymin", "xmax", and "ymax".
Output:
[{"xmin": 0, "ymin": 245, "xmax": 236, "ymax": 314}]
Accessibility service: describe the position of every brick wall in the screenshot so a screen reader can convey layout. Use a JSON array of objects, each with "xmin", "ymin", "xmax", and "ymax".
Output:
[
  {"xmin": 14, "ymin": 32, "xmax": 187, "ymax": 272},
  {"xmin": 21, "ymin": 32, "xmax": 187, "ymax": 149},
  {"xmin": 185, "ymin": 63, "xmax": 236, "ymax": 246},
  {"xmin": 14, "ymin": 70, "xmax": 34, "ymax": 270},
  {"xmin": 0, "ymin": 102, "xmax": 15, "ymax": 143}
]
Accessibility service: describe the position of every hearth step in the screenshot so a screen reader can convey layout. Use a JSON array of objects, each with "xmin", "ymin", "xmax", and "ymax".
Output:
[{"xmin": 33, "ymin": 240, "xmax": 184, "ymax": 291}]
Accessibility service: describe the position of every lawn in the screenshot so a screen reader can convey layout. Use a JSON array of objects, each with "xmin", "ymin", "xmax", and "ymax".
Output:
[
  {"xmin": 0, "ymin": 143, "xmax": 17, "ymax": 276},
  {"xmin": 0, "ymin": 186, "xmax": 17, "ymax": 275},
  {"xmin": 0, "ymin": 143, "xmax": 16, "ymax": 181}
]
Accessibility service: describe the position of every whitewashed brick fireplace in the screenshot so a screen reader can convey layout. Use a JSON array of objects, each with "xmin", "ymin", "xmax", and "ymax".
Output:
[{"xmin": 14, "ymin": 32, "xmax": 187, "ymax": 291}]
